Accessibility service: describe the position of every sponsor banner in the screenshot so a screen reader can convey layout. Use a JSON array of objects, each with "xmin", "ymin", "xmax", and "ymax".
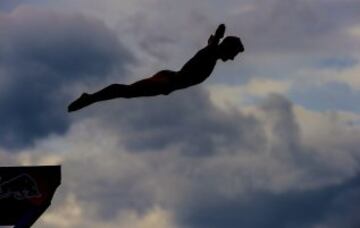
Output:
[{"xmin": 0, "ymin": 166, "xmax": 61, "ymax": 227}]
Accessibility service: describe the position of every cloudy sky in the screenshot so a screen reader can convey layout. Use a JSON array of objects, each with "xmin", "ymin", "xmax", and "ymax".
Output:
[{"xmin": 1, "ymin": 0, "xmax": 360, "ymax": 227}]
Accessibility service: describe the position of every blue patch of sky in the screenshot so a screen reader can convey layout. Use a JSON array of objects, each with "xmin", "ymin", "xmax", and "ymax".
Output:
[
  {"xmin": 0, "ymin": 0, "xmax": 22, "ymax": 12},
  {"xmin": 289, "ymin": 81, "xmax": 360, "ymax": 113},
  {"xmin": 0, "ymin": 0, "xmax": 54, "ymax": 12},
  {"xmin": 312, "ymin": 57, "xmax": 358, "ymax": 70}
]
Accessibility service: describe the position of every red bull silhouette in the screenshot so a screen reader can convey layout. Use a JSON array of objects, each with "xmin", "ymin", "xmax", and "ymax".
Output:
[{"xmin": 68, "ymin": 24, "xmax": 244, "ymax": 112}]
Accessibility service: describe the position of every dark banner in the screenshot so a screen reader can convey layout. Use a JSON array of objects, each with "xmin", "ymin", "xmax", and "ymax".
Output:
[{"xmin": 0, "ymin": 165, "xmax": 61, "ymax": 227}]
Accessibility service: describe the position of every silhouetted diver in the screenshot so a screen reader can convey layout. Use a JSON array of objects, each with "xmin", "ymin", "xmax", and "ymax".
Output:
[{"xmin": 68, "ymin": 24, "xmax": 244, "ymax": 112}]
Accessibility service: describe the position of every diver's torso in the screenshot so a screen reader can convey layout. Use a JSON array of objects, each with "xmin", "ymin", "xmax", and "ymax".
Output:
[{"xmin": 177, "ymin": 46, "xmax": 218, "ymax": 87}]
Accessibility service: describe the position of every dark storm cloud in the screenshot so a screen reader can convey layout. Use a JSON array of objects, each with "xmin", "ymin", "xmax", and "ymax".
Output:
[
  {"xmin": 168, "ymin": 94, "xmax": 360, "ymax": 228},
  {"xmin": 0, "ymin": 7, "xmax": 133, "ymax": 149},
  {"xmin": 318, "ymin": 178, "xmax": 360, "ymax": 228},
  {"xmin": 67, "ymin": 88, "xmax": 268, "ymax": 219},
  {"xmin": 178, "ymin": 174, "xmax": 360, "ymax": 228},
  {"xmin": 90, "ymin": 87, "xmax": 266, "ymax": 156}
]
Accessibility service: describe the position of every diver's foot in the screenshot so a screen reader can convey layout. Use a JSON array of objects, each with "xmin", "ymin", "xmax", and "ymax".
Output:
[{"xmin": 68, "ymin": 93, "xmax": 93, "ymax": 112}]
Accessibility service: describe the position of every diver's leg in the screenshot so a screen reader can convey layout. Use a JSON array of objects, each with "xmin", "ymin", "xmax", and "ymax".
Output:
[
  {"xmin": 68, "ymin": 84, "xmax": 131, "ymax": 112},
  {"xmin": 68, "ymin": 71, "xmax": 176, "ymax": 112},
  {"xmin": 89, "ymin": 79, "xmax": 164, "ymax": 100},
  {"xmin": 90, "ymin": 84, "xmax": 133, "ymax": 101},
  {"xmin": 68, "ymin": 79, "xmax": 166, "ymax": 112}
]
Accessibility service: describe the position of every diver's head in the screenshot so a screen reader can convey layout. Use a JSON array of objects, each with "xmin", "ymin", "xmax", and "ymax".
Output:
[{"xmin": 218, "ymin": 36, "xmax": 244, "ymax": 61}]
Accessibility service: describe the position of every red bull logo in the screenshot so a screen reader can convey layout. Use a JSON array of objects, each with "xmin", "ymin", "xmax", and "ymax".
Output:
[{"xmin": 0, "ymin": 174, "xmax": 42, "ymax": 200}]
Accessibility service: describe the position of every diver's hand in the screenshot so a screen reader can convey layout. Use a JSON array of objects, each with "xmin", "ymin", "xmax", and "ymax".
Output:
[
  {"xmin": 215, "ymin": 24, "xmax": 225, "ymax": 39},
  {"xmin": 208, "ymin": 24, "xmax": 226, "ymax": 44}
]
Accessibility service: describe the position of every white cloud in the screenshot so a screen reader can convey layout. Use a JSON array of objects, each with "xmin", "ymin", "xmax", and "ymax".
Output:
[
  {"xmin": 207, "ymin": 79, "xmax": 290, "ymax": 109},
  {"xmin": 348, "ymin": 24, "xmax": 360, "ymax": 40},
  {"xmin": 290, "ymin": 61, "xmax": 360, "ymax": 91},
  {"xmin": 40, "ymin": 193, "xmax": 176, "ymax": 228},
  {"xmin": 294, "ymin": 106, "xmax": 360, "ymax": 178},
  {"xmin": 336, "ymin": 64, "xmax": 360, "ymax": 90}
]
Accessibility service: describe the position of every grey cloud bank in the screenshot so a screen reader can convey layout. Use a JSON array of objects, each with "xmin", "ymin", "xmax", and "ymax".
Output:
[
  {"xmin": 0, "ymin": 6, "xmax": 133, "ymax": 149},
  {"xmin": 0, "ymin": 1, "xmax": 360, "ymax": 227},
  {"xmin": 38, "ymin": 90, "xmax": 360, "ymax": 228},
  {"xmin": 89, "ymin": 88, "xmax": 265, "ymax": 156}
]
